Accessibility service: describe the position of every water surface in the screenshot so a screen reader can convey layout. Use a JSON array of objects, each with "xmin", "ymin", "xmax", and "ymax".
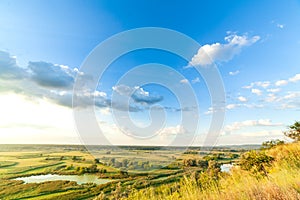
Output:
[
  {"xmin": 15, "ymin": 174, "xmax": 112, "ymax": 185},
  {"xmin": 221, "ymin": 163, "xmax": 233, "ymax": 173}
]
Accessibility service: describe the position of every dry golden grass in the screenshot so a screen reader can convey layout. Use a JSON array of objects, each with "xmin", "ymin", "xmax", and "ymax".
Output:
[{"xmin": 125, "ymin": 142, "xmax": 300, "ymax": 200}]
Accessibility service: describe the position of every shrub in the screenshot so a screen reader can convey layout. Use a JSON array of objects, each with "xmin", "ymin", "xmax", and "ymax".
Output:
[{"xmin": 239, "ymin": 150, "xmax": 274, "ymax": 176}]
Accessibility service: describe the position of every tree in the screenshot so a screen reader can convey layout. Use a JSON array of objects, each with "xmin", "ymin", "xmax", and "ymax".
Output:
[
  {"xmin": 229, "ymin": 153, "xmax": 239, "ymax": 159},
  {"xmin": 183, "ymin": 159, "xmax": 197, "ymax": 167},
  {"xmin": 89, "ymin": 164, "xmax": 99, "ymax": 173},
  {"xmin": 122, "ymin": 159, "xmax": 128, "ymax": 168},
  {"xmin": 197, "ymin": 160, "xmax": 208, "ymax": 169},
  {"xmin": 284, "ymin": 121, "xmax": 300, "ymax": 142},
  {"xmin": 109, "ymin": 158, "xmax": 115, "ymax": 166},
  {"xmin": 261, "ymin": 139, "xmax": 284, "ymax": 149},
  {"xmin": 239, "ymin": 150, "xmax": 274, "ymax": 176},
  {"xmin": 207, "ymin": 160, "xmax": 221, "ymax": 178}
]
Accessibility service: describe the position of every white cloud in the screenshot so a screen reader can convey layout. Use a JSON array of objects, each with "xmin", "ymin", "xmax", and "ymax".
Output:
[
  {"xmin": 265, "ymin": 93, "xmax": 278, "ymax": 103},
  {"xmin": 244, "ymin": 74, "xmax": 299, "ymax": 90},
  {"xmin": 243, "ymin": 81, "xmax": 270, "ymax": 89},
  {"xmin": 226, "ymin": 104, "xmax": 239, "ymax": 110},
  {"xmin": 191, "ymin": 77, "xmax": 200, "ymax": 84},
  {"xmin": 277, "ymin": 24, "xmax": 284, "ymax": 29},
  {"xmin": 238, "ymin": 96, "xmax": 247, "ymax": 102},
  {"xmin": 158, "ymin": 125, "xmax": 189, "ymax": 136},
  {"xmin": 283, "ymin": 92, "xmax": 300, "ymax": 100},
  {"xmin": 204, "ymin": 106, "xmax": 226, "ymax": 115},
  {"xmin": 112, "ymin": 85, "xmax": 135, "ymax": 96},
  {"xmin": 180, "ymin": 79, "xmax": 189, "ymax": 84},
  {"xmin": 256, "ymin": 81, "xmax": 271, "ymax": 88},
  {"xmin": 206, "ymin": 103, "xmax": 264, "ymax": 113},
  {"xmin": 243, "ymin": 104, "xmax": 264, "ymax": 109},
  {"xmin": 229, "ymin": 70, "xmax": 240, "ymax": 76},
  {"xmin": 275, "ymin": 80, "xmax": 288, "ymax": 86},
  {"xmin": 112, "ymin": 84, "xmax": 163, "ymax": 105},
  {"xmin": 93, "ymin": 91, "xmax": 107, "ymax": 98},
  {"xmin": 267, "ymin": 88, "xmax": 281, "ymax": 93},
  {"xmin": 112, "ymin": 85, "xmax": 151, "ymax": 98},
  {"xmin": 222, "ymin": 103, "xmax": 264, "ymax": 111},
  {"xmin": 251, "ymin": 88, "xmax": 262, "ymax": 96},
  {"xmin": 223, "ymin": 119, "xmax": 283, "ymax": 134},
  {"xmin": 289, "ymin": 74, "xmax": 300, "ymax": 83},
  {"xmin": 204, "ymin": 107, "xmax": 216, "ymax": 115},
  {"xmin": 262, "ymin": 91, "xmax": 300, "ymax": 109},
  {"xmin": 189, "ymin": 33, "xmax": 260, "ymax": 67},
  {"xmin": 243, "ymin": 85, "xmax": 253, "ymax": 89}
]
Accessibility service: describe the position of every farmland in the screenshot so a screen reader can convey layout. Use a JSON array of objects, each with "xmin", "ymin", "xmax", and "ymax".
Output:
[{"xmin": 0, "ymin": 144, "xmax": 248, "ymax": 199}]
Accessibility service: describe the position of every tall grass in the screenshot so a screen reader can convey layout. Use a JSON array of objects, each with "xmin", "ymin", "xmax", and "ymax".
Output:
[{"xmin": 124, "ymin": 142, "xmax": 300, "ymax": 200}]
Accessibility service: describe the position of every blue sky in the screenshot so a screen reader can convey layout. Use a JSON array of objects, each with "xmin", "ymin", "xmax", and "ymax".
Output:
[{"xmin": 0, "ymin": 0, "xmax": 300, "ymax": 145}]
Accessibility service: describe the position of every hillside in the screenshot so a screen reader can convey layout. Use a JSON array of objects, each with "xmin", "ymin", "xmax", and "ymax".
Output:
[{"xmin": 122, "ymin": 142, "xmax": 300, "ymax": 200}]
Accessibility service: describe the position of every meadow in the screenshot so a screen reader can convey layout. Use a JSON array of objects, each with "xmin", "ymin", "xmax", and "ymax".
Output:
[
  {"xmin": 0, "ymin": 144, "xmax": 247, "ymax": 199},
  {"xmin": 1, "ymin": 140, "xmax": 299, "ymax": 200},
  {"xmin": 125, "ymin": 142, "xmax": 300, "ymax": 200}
]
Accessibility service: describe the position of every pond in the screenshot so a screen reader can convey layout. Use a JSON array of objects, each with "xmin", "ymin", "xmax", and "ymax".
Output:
[
  {"xmin": 220, "ymin": 163, "xmax": 233, "ymax": 173},
  {"xmin": 14, "ymin": 174, "xmax": 113, "ymax": 185}
]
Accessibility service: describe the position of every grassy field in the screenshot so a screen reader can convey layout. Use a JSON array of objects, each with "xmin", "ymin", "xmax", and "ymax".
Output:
[
  {"xmin": 1, "ymin": 143, "xmax": 298, "ymax": 199},
  {"xmin": 124, "ymin": 142, "xmax": 300, "ymax": 200},
  {"xmin": 0, "ymin": 144, "xmax": 247, "ymax": 199}
]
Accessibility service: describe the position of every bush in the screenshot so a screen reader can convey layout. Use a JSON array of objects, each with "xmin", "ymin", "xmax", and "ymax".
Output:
[{"xmin": 239, "ymin": 150, "xmax": 274, "ymax": 176}]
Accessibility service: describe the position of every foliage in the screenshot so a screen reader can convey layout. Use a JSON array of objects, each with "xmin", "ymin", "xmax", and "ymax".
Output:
[
  {"xmin": 284, "ymin": 121, "xmax": 300, "ymax": 141},
  {"xmin": 183, "ymin": 159, "xmax": 197, "ymax": 167},
  {"xmin": 206, "ymin": 160, "xmax": 221, "ymax": 179},
  {"xmin": 261, "ymin": 139, "xmax": 284, "ymax": 149},
  {"xmin": 183, "ymin": 159, "xmax": 208, "ymax": 169},
  {"xmin": 124, "ymin": 142, "xmax": 300, "ymax": 200},
  {"xmin": 3, "ymin": 142, "xmax": 300, "ymax": 200},
  {"xmin": 239, "ymin": 150, "xmax": 274, "ymax": 176},
  {"xmin": 75, "ymin": 164, "xmax": 100, "ymax": 174}
]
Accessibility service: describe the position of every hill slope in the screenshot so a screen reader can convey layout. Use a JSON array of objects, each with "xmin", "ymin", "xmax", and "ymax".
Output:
[{"xmin": 122, "ymin": 142, "xmax": 300, "ymax": 200}]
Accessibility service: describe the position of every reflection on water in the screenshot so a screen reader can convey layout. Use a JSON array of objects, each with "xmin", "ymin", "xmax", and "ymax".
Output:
[
  {"xmin": 15, "ymin": 174, "xmax": 112, "ymax": 185},
  {"xmin": 221, "ymin": 163, "xmax": 233, "ymax": 173}
]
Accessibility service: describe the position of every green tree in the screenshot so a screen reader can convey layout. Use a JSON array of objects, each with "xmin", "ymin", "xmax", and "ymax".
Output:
[
  {"xmin": 229, "ymin": 153, "xmax": 239, "ymax": 159},
  {"xmin": 183, "ymin": 159, "xmax": 197, "ymax": 167},
  {"xmin": 239, "ymin": 150, "xmax": 274, "ymax": 176},
  {"xmin": 207, "ymin": 160, "xmax": 221, "ymax": 179},
  {"xmin": 261, "ymin": 139, "xmax": 284, "ymax": 149},
  {"xmin": 197, "ymin": 160, "xmax": 208, "ymax": 169},
  {"xmin": 284, "ymin": 121, "xmax": 300, "ymax": 142},
  {"xmin": 88, "ymin": 164, "xmax": 99, "ymax": 173}
]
